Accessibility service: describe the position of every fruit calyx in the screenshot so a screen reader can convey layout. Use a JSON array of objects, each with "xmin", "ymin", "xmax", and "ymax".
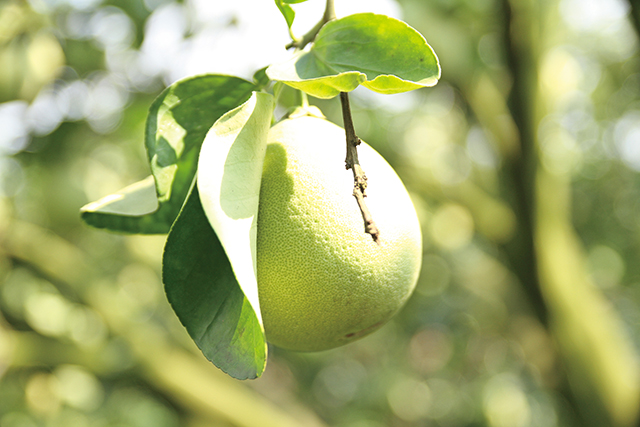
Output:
[{"xmin": 285, "ymin": 105, "xmax": 325, "ymax": 120}]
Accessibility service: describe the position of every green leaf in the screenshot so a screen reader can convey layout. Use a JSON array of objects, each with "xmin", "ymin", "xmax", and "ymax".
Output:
[
  {"xmin": 147, "ymin": 74, "xmax": 258, "ymax": 206},
  {"xmin": 252, "ymin": 66, "xmax": 270, "ymax": 90},
  {"xmin": 275, "ymin": 0, "xmax": 295, "ymax": 30},
  {"xmin": 80, "ymin": 176, "xmax": 169, "ymax": 234},
  {"xmin": 266, "ymin": 13, "xmax": 441, "ymax": 99},
  {"xmin": 80, "ymin": 75, "xmax": 258, "ymax": 234},
  {"xmin": 163, "ymin": 184, "xmax": 266, "ymax": 380},
  {"xmin": 197, "ymin": 91, "xmax": 274, "ymax": 331}
]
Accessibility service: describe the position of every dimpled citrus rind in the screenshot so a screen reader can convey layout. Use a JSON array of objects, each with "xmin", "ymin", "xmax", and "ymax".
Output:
[{"xmin": 256, "ymin": 115, "xmax": 422, "ymax": 351}]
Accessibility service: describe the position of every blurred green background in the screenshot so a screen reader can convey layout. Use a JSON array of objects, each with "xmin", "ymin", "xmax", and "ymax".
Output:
[{"xmin": 2, "ymin": 0, "xmax": 640, "ymax": 426}]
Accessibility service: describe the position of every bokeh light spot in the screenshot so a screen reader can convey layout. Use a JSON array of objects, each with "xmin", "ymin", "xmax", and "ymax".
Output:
[
  {"xmin": 483, "ymin": 374, "xmax": 531, "ymax": 427},
  {"xmin": 587, "ymin": 245, "xmax": 625, "ymax": 289},
  {"xmin": 24, "ymin": 291, "xmax": 71, "ymax": 337},
  {"xmin": 387, "ymin": 376, "xmax": 431, "ymax": 421},
  {"xmin": 416, "ymin": 254, "xmax": 451, "ymax": 296},
  {"xmin": 409, "ymin": 327, "xmax": 454, "ymax": 373},
  {"xmin": 54, "ymin": 365, "xmax": 104, "ymax": 411},
  {"xmin": 430, "ymin": 203, "xmax": 474, "ymax": 250}
]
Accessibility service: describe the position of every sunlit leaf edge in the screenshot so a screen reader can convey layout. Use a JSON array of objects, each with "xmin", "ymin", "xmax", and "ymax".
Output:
[
  {"xmin": 275, "ymin": 71, "xmax": 366, "ymax": 99},
  {"xmin": 265, "ymin": 12, "xmax": 441, "ymax": 99},
  {"xmin": 79, "ymin": 176, "xmax": 174, "ymax": 234},
  {"xmin": 79, "ymin": 74, "xmax": 259, "ymax": 234},
  {"xmin": 145, "ymin": 74, "xmax": 257, "ymax": 200},
  {"xmin": 163, "ymin": 183, "xmax": 267, "ymax": 380},
  {"xmin": 197, "ymin": 91, "xmax": 274, "ymax": 329}
]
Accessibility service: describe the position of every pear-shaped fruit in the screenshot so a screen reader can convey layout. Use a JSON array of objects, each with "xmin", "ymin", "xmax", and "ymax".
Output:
[{"xmin": 257, "ymin": 114, "xmax": 422, "ymax": 351}]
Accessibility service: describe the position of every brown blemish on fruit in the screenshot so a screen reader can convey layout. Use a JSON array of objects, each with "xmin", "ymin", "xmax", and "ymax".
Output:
[{"xmin": 344, "ymin": 318, "xmax": 387, "ymax": 339}]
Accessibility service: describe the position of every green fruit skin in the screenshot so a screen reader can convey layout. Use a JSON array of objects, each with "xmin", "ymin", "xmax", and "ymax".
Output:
[{"xmin": 256, "ymin": 115, "xmax": 422, "ymax": 351}]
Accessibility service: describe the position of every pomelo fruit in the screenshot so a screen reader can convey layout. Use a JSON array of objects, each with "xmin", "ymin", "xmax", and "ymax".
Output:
[{"xmin": 256, "ymin": 112, "xmax": 422, "ymax": 351}]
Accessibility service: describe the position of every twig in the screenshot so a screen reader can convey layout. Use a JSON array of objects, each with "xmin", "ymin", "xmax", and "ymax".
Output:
[
  {"xmin": 340, "ymin": 92, "xmax": 380, "ymax": 243},
  {"xmin": 323, "ymin": 0, "xmax": 336, "ymax": 22},
  {"xmin": 286, "ymin": 0, "xmax": 336, "ymax": 50}
]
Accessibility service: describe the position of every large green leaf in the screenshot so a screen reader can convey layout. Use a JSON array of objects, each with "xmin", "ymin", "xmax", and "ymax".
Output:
[
  {"xmin": 197, "ymin": 91, "xmax": 274, "ymax": 331},
  {"xmin": 266, "ymin": 13, "xmax": 441, "ymax": 99},
  {"xmin": 163, "ymin": 184, "xmax": 266, "ymax": 380},
  {"xmin": 81, "ymin": 75, "xmax": 257, "ymax": 234}
]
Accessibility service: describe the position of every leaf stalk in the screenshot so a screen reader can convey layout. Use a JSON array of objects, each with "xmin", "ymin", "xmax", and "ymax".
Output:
[{"xmin": 286, "ymin": 0, "xmax": 336, "ymax": 50}]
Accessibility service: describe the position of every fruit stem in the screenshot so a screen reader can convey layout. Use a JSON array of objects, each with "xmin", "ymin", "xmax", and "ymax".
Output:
[
  {"xmin": 286, "ymin": 0, "xmax": 336, "ymax": 50},
  {"xmin": 340, "ymin": 92, "xmax": 381, "ymax": 244},
  {"xmin": 299, "ymin": 90, "xmax": 309, "ymax": 108}
]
